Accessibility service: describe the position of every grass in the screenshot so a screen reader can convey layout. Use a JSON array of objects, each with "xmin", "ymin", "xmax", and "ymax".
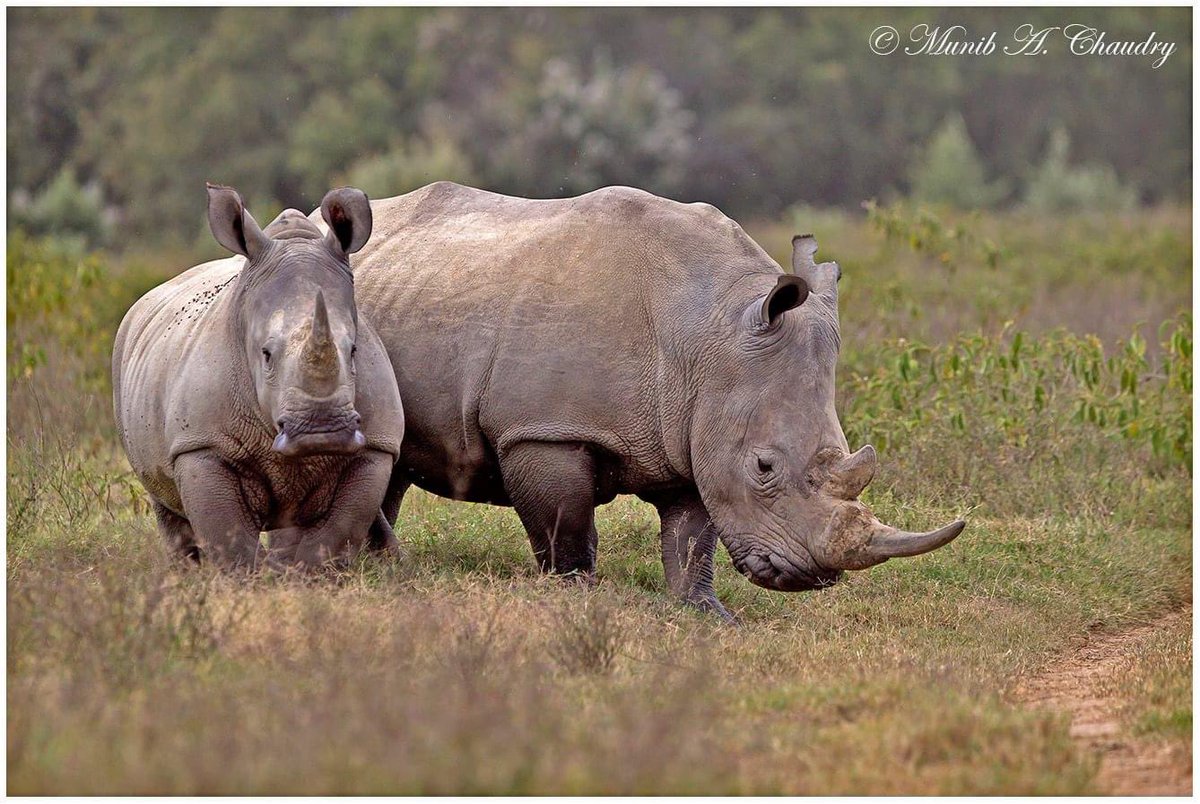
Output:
[
  {"xmin": 6, "ymin": 203, "xmax": 1192, "ymax": 794},
  {"xmin": 1101, "ymin": 611, "xmax": 1194, "ymax": 744}
]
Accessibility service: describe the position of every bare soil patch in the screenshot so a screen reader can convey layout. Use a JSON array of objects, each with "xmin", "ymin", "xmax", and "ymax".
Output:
[{"xmin": 1014, "ymin": 607, "xmax": 1192, "ymax": 796}]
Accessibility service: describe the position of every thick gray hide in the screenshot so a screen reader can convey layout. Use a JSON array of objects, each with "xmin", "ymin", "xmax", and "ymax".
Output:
[
  {"xmin": 113, "ymin": 185, "xmax": 404, "ymax": 569},
  {"xmin": 332, "ymin": 182, "xmax": 963, "ymax": 618}
]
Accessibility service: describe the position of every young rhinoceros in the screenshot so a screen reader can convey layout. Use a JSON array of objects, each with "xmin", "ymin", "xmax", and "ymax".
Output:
[{"xmin": 113, "ymin": 184, "xmax": 404, "ymax": 569}]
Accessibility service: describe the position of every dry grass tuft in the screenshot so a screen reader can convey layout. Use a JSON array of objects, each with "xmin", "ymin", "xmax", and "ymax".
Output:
[{"xmin": 548, "ymin": 593, "xmax": 626, "ymax": 675}]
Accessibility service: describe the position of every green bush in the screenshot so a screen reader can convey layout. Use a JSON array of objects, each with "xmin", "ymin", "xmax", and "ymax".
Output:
[
  {"xmin": 848, "ymin": 316, "xmax": 1193, "ymax": 469},
  {"xmin": 9, "ymin": 168, "xmax": 112, "ymax": 248},
  {"xmin": 908, "ymin": 115, "xmax": 1009, "ymax": 210},
  {"xmin": 342, "ymin": 134, "xmax": 478, "ymax": 199},
  {"xmin": 497, "ymin": 56, "xmax": 695, "ymax": 196},
  {"xmin": 863, "ymin": 199, "xmax": 1003, "ymax": 272},
  {"xmin": 6, "ymin": 231, "xmax": 115, "ymax": 387},
  {"xmin": 287, "ymin": 80, "xmax": 400, "ymax": 200},
  {"xmin": 1023, "ymin": 128, "xmax": 1138, "ymax": 213}
]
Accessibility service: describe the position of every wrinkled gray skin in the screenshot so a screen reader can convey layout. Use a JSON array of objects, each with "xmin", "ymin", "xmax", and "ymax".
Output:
[
  {"xmin": 338, "ymin": 182, "xmax": 963, "ymax": 620},
  {"xmin": 113, "ymin": 185, "xmax": 404, "ymax": 569}
]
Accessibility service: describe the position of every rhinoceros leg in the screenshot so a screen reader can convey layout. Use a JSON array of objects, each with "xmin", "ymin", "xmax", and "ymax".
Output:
[
  {"xmin": 367, "ymin": 509, "xmax": 402, "ymax": 557},
  {"xmin": 267, "ymin": 451, "xmax": 395, "ymax": 569},
  {"xmin": 641, "ymin": 491, "xmax": 734, "ymax": 624},
  {"xmin": 498, "ymin": 441, "xmax": 598, "ymax": 579},
  {"xmin": 368, "ymin": 472, "xmax": 410, "ymax": 554},
  {"xmin": 174, "ymin": 451, "xmax": 271, "ymax": 570},
  {"xmin": 152, "ymin": 500, "xmax": 201, "ymax": 563}
]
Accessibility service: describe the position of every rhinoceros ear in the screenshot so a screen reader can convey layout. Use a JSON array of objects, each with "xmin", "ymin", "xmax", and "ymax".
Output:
[
  {"xmin": 792, "ymin": 233, "xmax": 842, "ymax": 284},
  {"xmin": 760, "ymin": 274, "xmax": 809, "ymax": 326},
  {"xmin": 206, "ymin": 183, "xmax": 270, "ymax": 260},
  {"xmin": 320, "ymin": 187, "xmax": 372, "ymax": 258},
  {"xmin": 792, "ymin": 234, "xmax": 819, "ymax": 270}
]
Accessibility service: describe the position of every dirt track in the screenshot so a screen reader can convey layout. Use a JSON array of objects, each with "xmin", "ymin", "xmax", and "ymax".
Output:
[{"xmin": 1014, "ymin": 607, "xmax": 1192, "ymax": 796}]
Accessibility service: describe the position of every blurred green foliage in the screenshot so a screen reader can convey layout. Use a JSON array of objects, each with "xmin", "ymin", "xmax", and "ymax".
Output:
[
  {"xmin": 7, "ymin": 8, "xmax": 1191, "ymax": 245},
  {"xmin": 9, "ymin": 168, "xmax": 112, "ymax": 249},
  {"xmin": 862, "ymin": 199, "xmax": 1003, "ymax": 272},
  {"xmin": 343, "ymin": 136, "xmax": 478, "ymax": 200},
  {"xmin": 6, "ymin": 231, "xmax": 114, "ymax": 389},
  {"xmin": 1024, "ymin": 128, "xmax": 1139, "ymax": 213},
  {"xmin": 909, "ymin": 115, "xmax": 1009, "ymax": 210},
  {"xmin": 496, "ymin": 56, "xmax": 696, "ymax": 196}
]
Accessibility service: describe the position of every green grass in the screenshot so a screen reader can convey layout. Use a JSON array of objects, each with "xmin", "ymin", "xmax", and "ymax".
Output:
[{"xmin": 6, "ymin": 204, "xmax": 1192, "ymax": 794}]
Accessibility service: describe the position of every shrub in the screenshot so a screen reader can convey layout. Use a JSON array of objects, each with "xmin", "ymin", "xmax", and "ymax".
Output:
[
  {"xmin": 342, "ymin": 135, "xmax": 478, "ymax": 198},
  {"xmin": 908, "ymin": 115, "xmax": 1009, "ymax": 210},
  {"xmin": 1023, "ymin": 128, "xmax": 1138, "ymax": 213},
  {"xmin": 9, "ymin": 168, "xmax": 113, "ymax": 248},
  {"xmin": 6, "ymin": 232, "xmax": 117, "ymax": 390},
  {"xmin": 287, "ymin": 80, "xmax": 398, "ymax": 199},
  {"xmin": 855, "ymin": 317, "xmax": 1192, "ymax": 468},
  {"xmin": 499, "ymin": 56, "xmax": 695, "ymax": 196},
  {"xmin": 863, "ymin": 199, "xmax": 1003, "ymax": 272}
]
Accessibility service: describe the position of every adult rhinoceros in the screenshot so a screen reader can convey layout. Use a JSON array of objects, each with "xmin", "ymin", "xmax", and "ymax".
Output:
[
  {"xmin": 113, "ymin": 184, "xmax": 404, "ymax": 569},
  {"xmin": 334, "ymin": 182, "xmax": 963, "ymax": 619}
]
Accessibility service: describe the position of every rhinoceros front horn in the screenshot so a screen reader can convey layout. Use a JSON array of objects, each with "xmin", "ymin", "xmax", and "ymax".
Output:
[
  {"xmin": 301, "ymin": 290, "xmax": 339, "ymax": 389},
  {"xmin": 309, "ymin": 289, "xmax": 332, "ymax": 348},
  {"xmin": 866, "ymin": 519, "xmax": 967, "ymax": 560},
  {"xmin": 816, "ymin": 502, "xmax": 966, "ymax": 571}
]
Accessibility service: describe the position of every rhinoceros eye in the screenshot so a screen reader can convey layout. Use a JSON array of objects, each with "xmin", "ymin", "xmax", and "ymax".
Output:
[
  {"xmin": 750, "ymin": 452, "xmax": 782, "ymax": 495},
  {"xmin": 261, "ymin": 347, "xmax": 272, "ymax": 365}
]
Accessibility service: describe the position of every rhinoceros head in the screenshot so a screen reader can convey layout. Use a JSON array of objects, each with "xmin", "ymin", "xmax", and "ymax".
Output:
[
  {"xmin": 206, "ymin": 183, "xmax": 373, "ymax": 459},
  {"xmin": 689, "ymin": 234, "xmax": 965, "ymax": 591}
]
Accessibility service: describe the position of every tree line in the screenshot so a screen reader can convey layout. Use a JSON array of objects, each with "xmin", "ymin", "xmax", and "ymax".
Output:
[{"xmin": 7, "ymin": 7, "xmax": 1191, "ymax": 246}]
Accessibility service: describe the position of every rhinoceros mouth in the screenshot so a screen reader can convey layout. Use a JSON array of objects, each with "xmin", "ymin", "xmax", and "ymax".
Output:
[
  {"xmin": 272, "ymin": 426, "xmax": 366, "ymax": 458},
  {"xmin": 725, "ymin": 537, "xmax": 843, "ymax": 592},
  {"xmin": 272, "ymin": 408, "xmax": 365, "ymax": 458}
]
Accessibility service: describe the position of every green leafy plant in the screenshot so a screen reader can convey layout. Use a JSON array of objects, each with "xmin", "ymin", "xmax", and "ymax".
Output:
[
  {"xmin": 342, "ymin": 134, "xmax": 478, "ymax": 199},
  {"xmin": 863, "ymin": 200, "xmax": 1004, "ymax": 272},
  {"xmin": 6, "ymin": 231, "xmax": 116, "ymax": 388},
  {"xmin": 843, "ymin": 316, "xmax": 1192, "ymax": 473}
]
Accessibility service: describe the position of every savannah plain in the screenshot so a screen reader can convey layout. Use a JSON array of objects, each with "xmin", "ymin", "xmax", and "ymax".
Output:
[{"xmin": 7, "ymin": 201, "xmax": 1192, "ymax": 794}]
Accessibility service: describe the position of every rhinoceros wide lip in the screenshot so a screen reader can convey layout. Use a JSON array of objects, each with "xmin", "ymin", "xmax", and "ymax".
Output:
[
  {"xmin": 725, "ymin": 535, "xmax": 843, "ymax": 592},
  {"xmin": 272, "ymin": 426, "xmax": 366, "ymax": 458}
]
